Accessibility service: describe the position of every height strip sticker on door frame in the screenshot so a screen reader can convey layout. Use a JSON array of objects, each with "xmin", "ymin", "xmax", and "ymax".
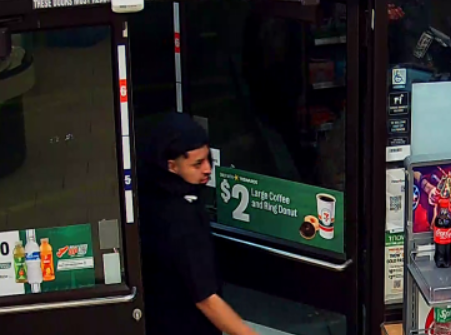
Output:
[
  {"xmin": 174, "ymin": 2, "xmax": 183, "ymax": 113},
  {"xmin": 118, "ymin": 44, "xmax": 135, "ymax": 224}
]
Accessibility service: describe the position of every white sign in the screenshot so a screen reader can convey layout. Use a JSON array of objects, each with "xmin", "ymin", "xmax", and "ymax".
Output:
[
  {"xmin": 207, "ymin": 148, "xmax": 221, "ymax": 188},
  {"xmin": 33, "ymin": 0, "xmax": 110, "ymax": 9},
  {"xmin": 386, "ymin": 145, "xmax": 411, "ymax": 162},
  {"xmin": 384, "ymin": 232, "xmax": 404, "ymax": 303},
  {"xmin": 386, "ymin": 168, "xmax": 405, "ymax": 232},
  {"xmin": 0, "ymin": 231, "xmax": 25, "ymax": 297},
  {"xmin": 392, "ymin": 68, "xmax": 407, "ymax": 86}
]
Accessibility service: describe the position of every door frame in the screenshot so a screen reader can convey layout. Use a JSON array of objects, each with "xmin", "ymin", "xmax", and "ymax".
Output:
[
  {"xmin": 0, "ymin": 4, "xmax": 144, "ymax": 326},
  {"xmin": 364, "ymin": 0, "xmax": 392, "ymax": 333},
  {"xmin": 177, "ymin": 0, "xmax": 365, "ymax": 334}
]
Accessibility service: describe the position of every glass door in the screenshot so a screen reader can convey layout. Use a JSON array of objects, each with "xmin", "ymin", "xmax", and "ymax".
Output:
[
  {"xmin": 131, "ymin": 0, "xmax": 365, "ymax": 334},
  {"xmin": 0, "ymin": 6, "xmax": 145, "ymax": 335}
]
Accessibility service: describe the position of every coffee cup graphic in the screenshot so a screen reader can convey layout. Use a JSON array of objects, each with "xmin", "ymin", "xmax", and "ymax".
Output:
[{"xmin": 316, "ymin": 193, "xmax": 336, "ymax": 240}]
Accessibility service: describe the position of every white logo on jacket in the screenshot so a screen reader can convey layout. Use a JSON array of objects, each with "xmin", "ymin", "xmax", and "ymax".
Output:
[{"xmin": 184, "ymin": 195, "xmax": 198, "ymax": 203}]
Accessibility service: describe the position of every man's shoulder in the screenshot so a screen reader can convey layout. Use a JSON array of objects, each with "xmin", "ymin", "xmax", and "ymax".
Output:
[
  {"xmin": 150, "ymin": 196, "xmax": 200, "ymax": 229},
  {"xmin": 158, "ymin": 195, "xmax": 199, "ymax": 216}
]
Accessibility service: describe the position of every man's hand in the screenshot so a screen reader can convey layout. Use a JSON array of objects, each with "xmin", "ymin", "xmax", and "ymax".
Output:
[
  {"xmin": 428, "ymin": 187, "xmax": 437, "ymax": 206},
  {"xmin": 196, "ymin": 294, "xmax": 259, "ymax": 335}
]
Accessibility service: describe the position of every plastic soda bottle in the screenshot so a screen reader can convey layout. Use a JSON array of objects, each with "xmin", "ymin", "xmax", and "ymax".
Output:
[
  {"xmin": 434, "ymin": 199, "xmax": 451, "ymax": 268},
  {"xmin": 25, "ymin": 230, "xmax": 42, "ymax": 293},
  {"xmin": 40, "ymin": 238, "xmax": 55, "ymax": 282},
  {"xmin": 13, "ymin": 241, "xmax": 27, "ymax": 283},
  {"xmin": 435, "ymin": 307, "xmax": 451, "ymax": 335}
]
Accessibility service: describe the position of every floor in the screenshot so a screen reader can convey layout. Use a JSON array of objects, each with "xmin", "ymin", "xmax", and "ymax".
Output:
[{"xmin": 224, "ymin": 283, "xmax": 346, "ymax": 335}]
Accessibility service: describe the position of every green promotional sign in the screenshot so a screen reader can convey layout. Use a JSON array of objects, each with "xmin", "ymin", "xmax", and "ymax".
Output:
[
  {"xmin": 216, "ymin": 167, "xmax": 344, "ymax": 253},
  {"xmin": 0, "ymin": 224, "xmax": 95, "ymax": 297},
  {"xmin": 385, "ymin": 232, "xmax": 404, "ymax": 247},
  {"xmin": 19, "ymin": 224, "xmax": 95, "ymax": 294}
]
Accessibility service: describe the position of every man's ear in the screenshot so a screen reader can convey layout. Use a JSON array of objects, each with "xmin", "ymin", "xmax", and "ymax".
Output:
[{"xmin": 168, "ymin": 160, "xmax": 178, "ymax": 174}]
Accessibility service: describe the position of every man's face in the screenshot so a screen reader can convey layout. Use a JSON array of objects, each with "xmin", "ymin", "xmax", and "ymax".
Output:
[{"xmin": 168, "ymin": 145, "xmax": 212, "ymax": 185}]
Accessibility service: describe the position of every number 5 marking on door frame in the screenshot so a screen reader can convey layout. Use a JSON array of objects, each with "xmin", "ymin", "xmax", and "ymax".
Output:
[{"xmin": 232, "ymin": 184, "xmax": 250, "ymax": 223}]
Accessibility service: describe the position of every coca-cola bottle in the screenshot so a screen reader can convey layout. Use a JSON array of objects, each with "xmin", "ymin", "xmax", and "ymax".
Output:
[{"xmin": 435, "ymin": 199, "xmax": 451, "ymax": 268}]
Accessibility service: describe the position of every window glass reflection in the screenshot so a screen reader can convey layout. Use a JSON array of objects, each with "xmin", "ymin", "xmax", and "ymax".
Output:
[
  {"xmin": 0, "ymin": 27, "xmax": 125, "ymax": 296},
  {"xmin": 186, "ymin": 1, "xmax": 347, "ymax": 191}
]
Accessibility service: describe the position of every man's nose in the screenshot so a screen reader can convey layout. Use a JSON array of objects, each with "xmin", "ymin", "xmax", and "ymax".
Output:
[{"xmin": 203, "ymin": 161, "xmax": 212, "ymax": 174}]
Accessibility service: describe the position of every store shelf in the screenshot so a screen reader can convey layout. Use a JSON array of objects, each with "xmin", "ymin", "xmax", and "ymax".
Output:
[
  {"xmin": 314, "ymin": 36, "xmax": 346, "ymax": 46},
  {"xmin": 407, "ymin": 247, "xmax": 451, "ymax": 306}
]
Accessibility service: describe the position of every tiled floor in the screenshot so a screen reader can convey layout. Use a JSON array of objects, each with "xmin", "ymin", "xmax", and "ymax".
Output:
[
  {"xmin": 224, "ymin": 283, "xmax": 346, "ymax": 335},
  {"xmin": 246, "ymin": 322, "xmax": 293, "ymax": 335}
]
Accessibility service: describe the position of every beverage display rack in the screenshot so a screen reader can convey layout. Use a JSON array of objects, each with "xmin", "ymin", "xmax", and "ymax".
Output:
[{"xmin": 404, "ymin": 154, "xmax": 451, "ymax": 335}]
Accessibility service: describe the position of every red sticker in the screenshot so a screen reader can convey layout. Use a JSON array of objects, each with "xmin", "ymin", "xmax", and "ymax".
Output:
[
  {"xmin": 120, "ymin": 79, "xmax": 127, "ymax": 103},
  {"xmin": 174, "ymin": 33, "xmax": 181, "ymax": 53}
]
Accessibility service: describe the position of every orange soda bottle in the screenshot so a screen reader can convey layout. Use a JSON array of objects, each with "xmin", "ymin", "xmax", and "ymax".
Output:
[{"xmin": 40, "ymin": 238, "xmax": 55, "ymax": 281}]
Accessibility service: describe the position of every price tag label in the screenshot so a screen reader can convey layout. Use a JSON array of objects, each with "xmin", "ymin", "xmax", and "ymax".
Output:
[
  {"xmin": 220, "ymin": 179, "xmax": 250, "ymax": 223},
  {"xmin": 0, "ymin": 231, "xmax": 25, "ymax": 297}
]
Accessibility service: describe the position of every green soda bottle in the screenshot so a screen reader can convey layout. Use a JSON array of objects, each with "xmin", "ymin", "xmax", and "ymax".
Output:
[{"xmin": 13, "ymin": 241, "xmax": 27, "ymax": 283}]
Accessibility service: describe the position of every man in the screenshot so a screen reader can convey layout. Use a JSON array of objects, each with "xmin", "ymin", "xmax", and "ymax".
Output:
[{"xmin": 138, "ymin": 112, "xmax": 258, "ymax": 335}]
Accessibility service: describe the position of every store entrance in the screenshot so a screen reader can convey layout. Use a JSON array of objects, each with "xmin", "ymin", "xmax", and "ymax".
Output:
[
  {"xmin": 131, "ymin": 0, "xmax": 365, "ymax": 334},
  {"xmin": 0, "ymin": 6, "xmax": 145, "ymax": 335}
]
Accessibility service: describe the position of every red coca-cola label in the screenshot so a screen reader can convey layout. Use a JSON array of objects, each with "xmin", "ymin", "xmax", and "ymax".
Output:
[{"xmin": 434, "ymin": 227, "xmax": 451, "ymax": 244}]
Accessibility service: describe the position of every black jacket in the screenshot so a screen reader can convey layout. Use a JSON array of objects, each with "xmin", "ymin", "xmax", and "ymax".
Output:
[{"xmin": 138, "ymin": 113, "xmax": 221, "ymax": 335}]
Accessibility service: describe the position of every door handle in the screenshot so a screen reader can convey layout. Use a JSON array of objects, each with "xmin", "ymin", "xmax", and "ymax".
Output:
[
  {"xmin": 213, "ymin": 233, "xmax": 352, "ymax": 272},
  {"xmin": 0, "ymin": 287, "xmax": 137, "ymax": 315}
]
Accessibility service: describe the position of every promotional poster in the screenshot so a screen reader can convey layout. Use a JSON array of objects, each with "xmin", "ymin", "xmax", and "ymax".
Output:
[
  {"xmin": 0, "ymin": 224, "xmax": 95, "ymax": 297},
  {"xmin": 216, "ymin": 167, "xmax": 344, "ymax": 253},
  {"xmin": 384, "ymin": 232, "xmax": 404, "ymax": 303},
  {"xmin": 412, "ymin": 164, "xmax": 451, "ymax": 233}
]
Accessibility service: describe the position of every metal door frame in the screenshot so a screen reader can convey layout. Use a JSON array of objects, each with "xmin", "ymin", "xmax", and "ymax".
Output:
[
  {"xmin": 176, "ymin": 1, "xmax": 366, "ymax": 334},
  {"xmin": 0, "ymin": 5, "xmax": 145, "ymax": 324}
]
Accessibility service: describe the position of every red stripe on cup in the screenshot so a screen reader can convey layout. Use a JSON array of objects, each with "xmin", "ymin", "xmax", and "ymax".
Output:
[{"xmin": 320, "ymin": 225, "xmax": 334, "ymax": 232}]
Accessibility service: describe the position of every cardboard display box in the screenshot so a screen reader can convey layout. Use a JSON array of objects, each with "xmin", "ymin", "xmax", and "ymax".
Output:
[{"xmin": 382, "ymin": 323, "xmax": 403, "ymax": 335}]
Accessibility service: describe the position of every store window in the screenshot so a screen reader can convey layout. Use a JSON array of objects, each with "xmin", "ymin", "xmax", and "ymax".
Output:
[
  {"xmin": 385, "ymin": 0, "xmax": 451, "ymax": 304},
  {"xmin": 185, "ymin": 0, "xmax": 347, "ymax": 256},
  {"xmin": 387, "ymin": 0, "xmax": 451, "ymax": 160},
  {"xmin": 0, "ymin": 26, "xmax": 125, "ymax": 297},
  {"xmin": 130, "ymin": 2, "xmax": 177, "ymax": 135}
]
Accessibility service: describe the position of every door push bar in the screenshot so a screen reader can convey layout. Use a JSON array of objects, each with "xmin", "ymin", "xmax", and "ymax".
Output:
[
  {"xmin": 0, "ymin": 287, "xmax": 137, "ymax": 315},
  {"xmin": 213, "ymin": 233, "xmax": 353, "ymax": 272}
]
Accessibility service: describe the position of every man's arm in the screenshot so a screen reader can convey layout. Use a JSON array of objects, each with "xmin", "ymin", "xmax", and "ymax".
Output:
[
  {"xmin": 196, "ymin": 294, "xmax": 259, "ymax": 335},
  {"xmin": 171, "ymin": 224, "xmax": 259, "ymax": 335}
]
